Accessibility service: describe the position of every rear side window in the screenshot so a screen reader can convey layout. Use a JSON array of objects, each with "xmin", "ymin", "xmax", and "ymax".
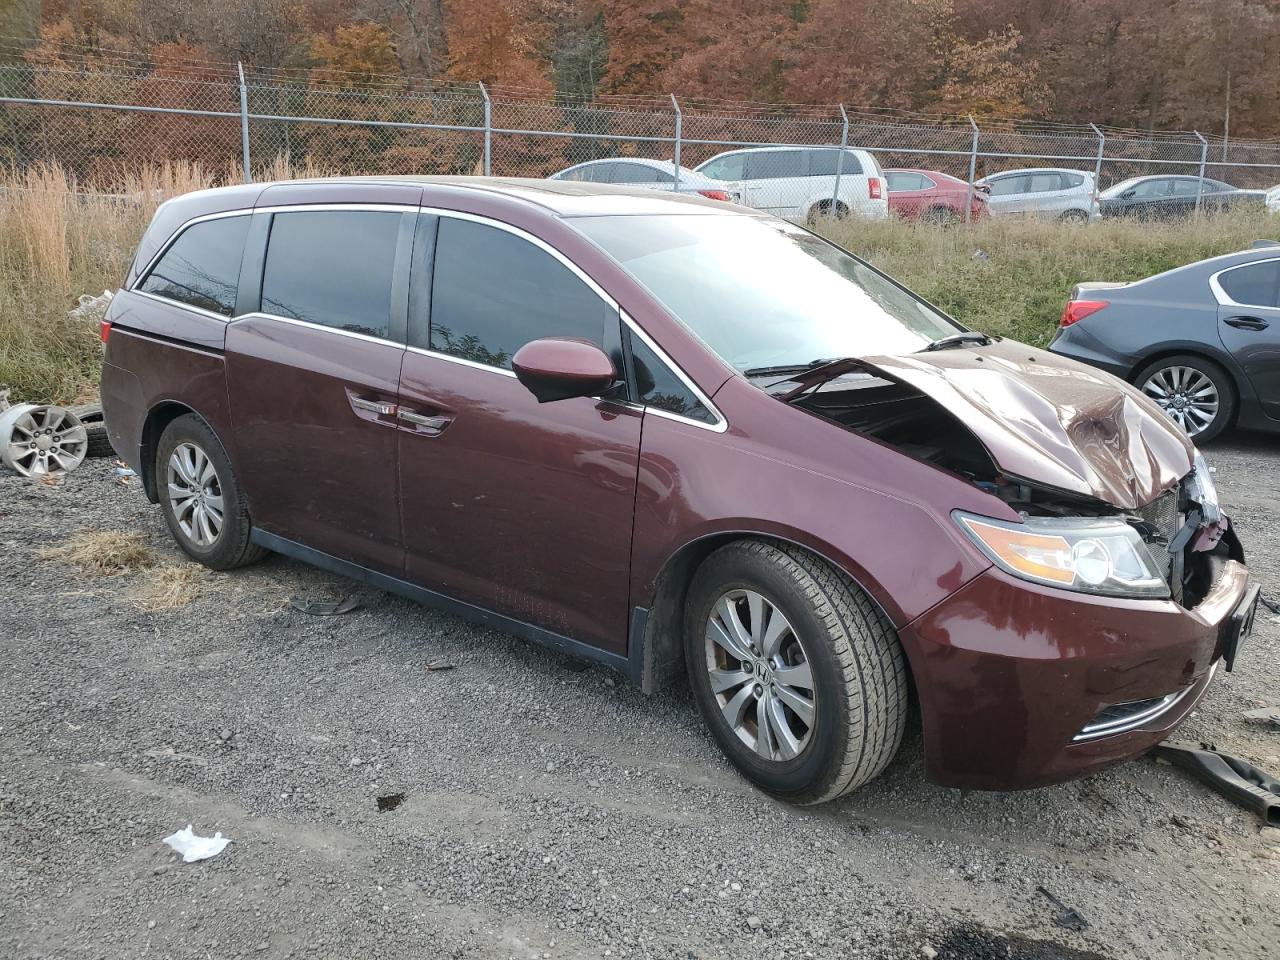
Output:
[
  {"xmin": 628, "ymin": 332, "xmax": 715, "ymax": 425},
  {"xmin": 1063, "ymin": 173, "xmax": 1085, "ymax": 188},
  {"xmin": 429, "ymin": 218, "xmax": 614, "ymax": 369},
  {"xmin": 138, "ymin": 215, "xmax": 249, "ymax": 317},
  {"xmin": 260, "ymin": 210, "xmax": 402, "ymax": 339},
  {"xmin": 1026, "ymin": 173, "xmax": 1064, "ymax": 193},
  {"xmin": 613, "ymin": 163, "xmax": 671, "ymax": 184},
  {"xmin": 745, "ymin": 151, "xmax": 806, "ymax": 179},
  {"xmin": 986, "ymin": 175, "xmax": 1027, "ymax": 196},
  {"xmin": 887, "ymin": 172, "xmax": 926, "ymax": 191},
  {"xmin": 1219, "ymin": 261, "xmax": 1280, "ymax": 307},
  {"xmin": 807, "ymin": 149, "xmax": 863, "ymax": 176}
]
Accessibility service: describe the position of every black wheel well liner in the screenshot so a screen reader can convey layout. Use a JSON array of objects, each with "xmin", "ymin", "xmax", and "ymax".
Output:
[
  {"xmin": 637, "ymin": 532, "xmax": 912, "ymax": 701},
  {"xmin": 138, "ymin": 401, "xmax": 198, "ymax": 503}
]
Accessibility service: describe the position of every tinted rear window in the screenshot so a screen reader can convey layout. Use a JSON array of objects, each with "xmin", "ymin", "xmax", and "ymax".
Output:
[
  {"xmin": 429, "ymin": 218, "xmax": 614, "ymax": 369},
  {"xmin": 746, "ymin": 151, "xmax": 806, "ymax": 179},
  {"xmin": 613, "ymin": 163, "xmax": 671, "ymax": 184},
  {"xmin": 807, "ymin": 150, "xmax": 863, "ymax": 176},
  {"xmin": 139, "ymin": 215, "xmax": 249, "ymax": 317},
  {"xmin": 260, "ymin": 210, "xmax": 402, "ymax": 339},
  {"xmin": 1220, "ymin": 261, "xmax": 1280, "ymax": 307}
]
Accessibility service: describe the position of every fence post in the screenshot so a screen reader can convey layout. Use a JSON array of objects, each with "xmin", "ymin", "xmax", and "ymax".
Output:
[
  {"xmin": 1194, "ymin": 130, "xmax": 1208, "ymax": 215},
  {"xmin": 830, "ymin": 104, "xmax": 849, "ymax": 219},
  {"xmin": 964, "ymin": 115, "xmax": 979, "ymax": 224},
  {"xmin": 479, "ymin": 82, "xmax": 491, "ymax": 176},
  {"xmin": 1089, "ymin": 122, "xmax": 1105, "ymax": 189},
  {"xmin": 236, "ymin": 61, "xmax": 251, "ymax": 183},
  {"xmin": 670, "ymin": 94, "xmax": 682, "ymax": 191}
]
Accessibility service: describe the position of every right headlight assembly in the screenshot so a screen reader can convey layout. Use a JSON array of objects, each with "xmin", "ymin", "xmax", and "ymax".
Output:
[{"xmin": 954, "ymin": 511, "xmax": 1170, "ymax": 600}]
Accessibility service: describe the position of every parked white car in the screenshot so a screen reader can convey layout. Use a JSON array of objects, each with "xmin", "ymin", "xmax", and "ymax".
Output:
[
  {"xmin": 549, "ymin": 158, "xmax": 737, "ymax": 201},
  {"xmin": 1265, "ymin": 184, "xmax": 1280, "ymax": 213},
  {"xmin": 694, "ymin": 146, "xmax": 889, "ymax": 221},
  {"xmin": 975, "ymin": 168, "xmax": 1100, "ymax": 222}
]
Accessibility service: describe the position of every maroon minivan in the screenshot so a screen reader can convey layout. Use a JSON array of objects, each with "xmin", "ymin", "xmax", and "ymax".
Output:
[{"xmin": 100, "ymin": 176, "xmax": 1258, "ymax": 803}]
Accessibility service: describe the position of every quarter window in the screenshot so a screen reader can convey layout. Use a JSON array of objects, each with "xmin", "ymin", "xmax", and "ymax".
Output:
[
  {"xmin": 260, "ymin": 210, "xmax": 402, "ymax": 339},
  {"xmin": 628, "ymin": 331, "xmax": 715, "ymax": 425},
  {"xmin": 139, "ymin": 215, "xmax": 249, "ymax": 317},
  {"xmin": 429, "ymin": 218, "xmax": 614, "ymax": 369},
  {"xmin": 1219, "ymin": 261, "xmax": 1280, "ymax": 307}
]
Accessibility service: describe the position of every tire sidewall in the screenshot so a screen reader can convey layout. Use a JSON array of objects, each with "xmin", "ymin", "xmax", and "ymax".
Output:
[
  {"xmin": 684, "ymin": 546, "xmax": 851, "ymax": 800},
  {"xmin": 1134, "ymin": 354, "xmax": 1236, "ymax": 443},
  {"xmin": 155, "ymin": 414, "xmax": 250, "ymax": 568}
]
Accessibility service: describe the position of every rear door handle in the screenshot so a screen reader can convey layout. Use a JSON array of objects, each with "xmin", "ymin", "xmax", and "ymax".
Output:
[
  {"xmin": 1224, "ymin": 315, "xmax": 1270, "ymax": 331},
  {"xmin": 397, "ymin": 409, "xmax": 452, "ymax": 434},
  {"xmin": 350, "ymin": 396, "xmax": 397, "ymax": 416}
]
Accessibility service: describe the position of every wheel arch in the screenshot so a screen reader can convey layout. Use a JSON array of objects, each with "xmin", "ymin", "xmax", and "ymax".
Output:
[
  {"xmin": 138, "ymin": 400, "xmax": 199, "ymax": 503},
  {"xmin": 636, "ymin": 530, "xmax": 908, "ymax": 696}
]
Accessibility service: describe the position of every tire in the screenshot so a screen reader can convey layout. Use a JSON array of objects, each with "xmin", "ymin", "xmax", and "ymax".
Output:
[
  {"xmin": 68, "ymin": 404, "xmax": 114, "ymax": 458},
  {"xmin": 684, "ymin": 539, "xmax": 908, "ymax": 804},
  {"xmin": 921, "ymin": 205, "xmax": 959, "ymax": 226},
  {"xmin": 1059, "ymin": 209, "xmax": 1089, "ymax": 224},
  {"xmin": 154, "ymin": 413, "xmax": 265, "ymax": 570},
  {"xmin": 806, "ymin": 201, "xmax": 849, "ymax": 225},
  {"xmin": 1133, "ymin": 354, "xmax": 1237, "ymax": 443}
]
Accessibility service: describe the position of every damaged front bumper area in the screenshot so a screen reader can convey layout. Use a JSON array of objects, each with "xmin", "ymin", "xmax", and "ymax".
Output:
[{"xmin": 902, "ymin": 467, "xmax": 1252, "ymax": 791}]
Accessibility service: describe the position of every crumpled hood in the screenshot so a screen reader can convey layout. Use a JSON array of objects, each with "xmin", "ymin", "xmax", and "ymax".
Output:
[{"xmin": 856, "ymin": 339, "xmax": 1194, "ymax": 509}]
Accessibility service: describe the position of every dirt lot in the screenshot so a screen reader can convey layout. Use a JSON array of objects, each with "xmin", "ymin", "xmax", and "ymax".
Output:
[{"xmin": 1, "ymin": 434, "xmax": 1278, "ymax": 960}]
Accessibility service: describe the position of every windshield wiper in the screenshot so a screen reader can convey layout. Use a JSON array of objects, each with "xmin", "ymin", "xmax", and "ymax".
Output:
[
  {"xmin": 922, "ymin": 331, "xmax": 991, "ymax": 352},
  {"xmin": 743, "ymin": 357, "xmax": 848, "ymax": 379}
]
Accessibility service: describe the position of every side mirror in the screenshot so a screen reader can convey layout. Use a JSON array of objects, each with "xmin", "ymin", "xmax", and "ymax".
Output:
[{"xmin": 512, "ymin": 337, "xmax": 618, "ymax": 403}]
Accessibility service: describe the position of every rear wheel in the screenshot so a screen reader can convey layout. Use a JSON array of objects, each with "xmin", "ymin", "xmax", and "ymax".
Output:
[
  {"xmin": 1134, "ymin": 354, "xmax": 1236, "ymax": 442},
  {"xmin": 1059, "ymin": 209, "xmax": 1089, "ymax": 224},
  {"xmin": 684, "ymin": 540, "xmax": 908, "ymax": 804},
  {"xmin": 806, "ymin": 200, "xmax": 849, "ymax": 224},
  {"xmin": 155, "ymin": 414, "xmax": 265, "ymax": 570}
]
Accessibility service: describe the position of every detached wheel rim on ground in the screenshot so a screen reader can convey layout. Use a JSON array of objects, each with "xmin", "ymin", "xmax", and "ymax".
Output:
[
  {"xmin": 0, "ymin": 404, "xmax": 89, "ymax": 477},
  {"xmin": 705, "ymin": 588, "xmax": 816, "ymax": 761},
  {"xmin": 166, "ymin": 440, "xmax": 225, "ymax": 547},
  {"xmin": 1141, "ymin": 365, "xmax": 1220, "ymax": 437}
]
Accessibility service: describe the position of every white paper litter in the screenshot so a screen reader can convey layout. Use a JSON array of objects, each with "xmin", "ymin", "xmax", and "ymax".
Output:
[{"xmin": 162, "ymin": 824, "xmax": 231, "ymax": 862}]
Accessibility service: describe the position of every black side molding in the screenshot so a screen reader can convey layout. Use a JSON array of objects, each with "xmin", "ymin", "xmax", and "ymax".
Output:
[{"xmin": 251, "ymin": 528, "xmax": 645, "ymax": 685}]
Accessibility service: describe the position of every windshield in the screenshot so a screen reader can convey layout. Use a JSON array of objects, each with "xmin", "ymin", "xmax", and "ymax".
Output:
[
  {"xmin": 1100, "ymin": 177, "xmax": 1144, "ymax": 199},
  {"xmin": 570, "ymin": 214, "xmax": 960, "ymax": 371}
]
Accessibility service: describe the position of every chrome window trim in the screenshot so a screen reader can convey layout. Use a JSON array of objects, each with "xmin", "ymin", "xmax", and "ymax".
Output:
[
  {"xmin": 1208, "ymin": 257, "xmax": 1280, "ymax": 309},
  {"xmin": 232, "ymin": 312, "xmax": 405, "ymax": 348},
  {"xmin": 129, "ymin": 288, "xmax": 236, "ymax": 323},
  {"xmin": 132, "ymin": 199, "xmax": 728, "ymax": 431}
]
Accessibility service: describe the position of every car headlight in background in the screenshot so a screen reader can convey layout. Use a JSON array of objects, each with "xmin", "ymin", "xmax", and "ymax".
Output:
[{"xmin": 954, "ymin": 511, "xmax": 1170, "ymax": 599}]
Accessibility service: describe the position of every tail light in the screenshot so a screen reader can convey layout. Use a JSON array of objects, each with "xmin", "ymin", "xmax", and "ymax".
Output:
[
  {"xmin": 100, "ymin": 319, "xmax": 112, "ymax": 343},
  {"xmin": 1060, "ymin": 299, "xmax": 1109, "ymax": 327},
  {"xmin": 697, "ymin": 189, "xmax": 731, "ymax": 201},
  {"xmin": 868, "ymin": 178, "xmax": 882, "ymax": 200}
]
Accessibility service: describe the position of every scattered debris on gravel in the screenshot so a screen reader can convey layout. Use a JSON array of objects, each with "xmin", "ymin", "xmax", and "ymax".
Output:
[{"xmin": 2, "ymin": 435, "xmax": 1278, "ymax": 959}]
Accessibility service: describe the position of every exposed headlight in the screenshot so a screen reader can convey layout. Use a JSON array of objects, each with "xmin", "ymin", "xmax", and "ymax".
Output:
[
  {"xmin": 1188, "ymin": 450, "xmax": 1220, "ymax": 524},
  {"xmin": 954, "ymin": 511, "xmax": 1170, "ymax": 599}
]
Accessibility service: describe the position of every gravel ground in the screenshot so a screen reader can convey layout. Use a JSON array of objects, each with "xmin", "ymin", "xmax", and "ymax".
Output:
[{"xmin": 1, "ymin": 434, "xmax": 1278, "ymax": 960}]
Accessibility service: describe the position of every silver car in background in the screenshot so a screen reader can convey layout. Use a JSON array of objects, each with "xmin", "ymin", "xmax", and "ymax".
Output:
[
  {"xmin": 976, "ymin": 168, "xmax": 1100, "ymax": 223},
  {"xmin": 549, "ymin": 157, "xmax": 737, "ymax": 202}
]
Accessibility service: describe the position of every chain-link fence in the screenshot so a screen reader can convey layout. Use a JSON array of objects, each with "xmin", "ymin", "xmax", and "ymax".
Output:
[{"xmin": 4, "ymin": 58, "xmax": 1279, "ymax": 222}]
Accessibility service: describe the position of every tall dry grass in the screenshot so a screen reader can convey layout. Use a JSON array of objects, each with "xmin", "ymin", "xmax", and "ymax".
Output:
[{"xmin": 2, "ymin": 161, "xmax": 1278, "ymax": 403}]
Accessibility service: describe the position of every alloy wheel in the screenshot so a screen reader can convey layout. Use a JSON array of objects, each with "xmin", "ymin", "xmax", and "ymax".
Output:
[
  {"xmin": 1140, "ymin": 365, "xmax": 1220, "ymax": 437},
  {"xmin": 166, "ymin": 441, "xmax": 224, "ymax": 547},
  {"xmin": 0, "ymin": 404, "xmax": 89, "ymax": 477},
  {"xmin": 704, "ymin": 589, "xmax": 816, "ymax": 761}
]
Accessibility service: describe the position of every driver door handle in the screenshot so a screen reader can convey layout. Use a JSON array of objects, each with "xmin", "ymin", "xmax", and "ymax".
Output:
[
  {"xmin": 397, "ymin": 409, "xmax": 452, "ymax": 434},
  {"xmin": 1224, "ymin": 315, "xmax": 1270, "ymax": 331}
]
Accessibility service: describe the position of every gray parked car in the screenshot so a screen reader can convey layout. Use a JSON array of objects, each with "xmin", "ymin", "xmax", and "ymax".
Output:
[
  {"xmin": 976, "ymin": 168, "xmax": 1100, "ymax": 222},
  {"xmin": 1050, "ymin": 245, "xmax": 1280, "ymax": 441}
]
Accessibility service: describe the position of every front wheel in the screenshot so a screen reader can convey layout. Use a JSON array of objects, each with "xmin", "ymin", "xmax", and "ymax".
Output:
[
  {"xmin": 684, "ymin": 540, "xmax": 909, "ymax": 804},
  {"xmin": 1059, "ymin": 209, "xmax": 1090, "ymax": 224},
  {"xmin": 1134, "ymin": 354, "xmax": 1236, "ymax": 442}
]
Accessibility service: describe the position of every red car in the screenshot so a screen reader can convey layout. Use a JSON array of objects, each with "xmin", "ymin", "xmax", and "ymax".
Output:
[
  {"xmin": 886, "ymin": 168, "xmax": 988, "ymax": 222},
  {"xmin": 101, "ymin": 177, "xmax": 1254, "ymax": 803}
]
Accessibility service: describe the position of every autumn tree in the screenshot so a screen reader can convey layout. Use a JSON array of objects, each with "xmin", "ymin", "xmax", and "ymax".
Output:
[{"xmin": 444, "ymin": 0, "xmax": 551, "ymax": 89}]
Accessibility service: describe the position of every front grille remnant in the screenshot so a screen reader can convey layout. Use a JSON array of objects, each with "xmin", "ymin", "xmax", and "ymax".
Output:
[{"xmin": 1134, "ymin": 488, "xmax": 1180, "ymax": 586}]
